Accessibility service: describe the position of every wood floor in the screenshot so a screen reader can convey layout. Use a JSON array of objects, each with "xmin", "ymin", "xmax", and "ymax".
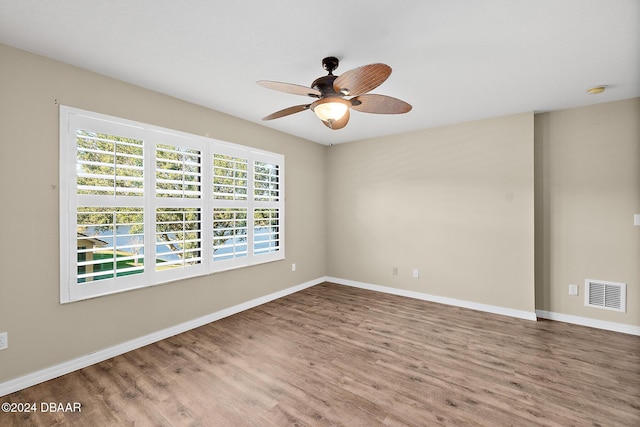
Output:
[{"xmin": 2, "ymin": 282, "xmax": 639, "ymax": 426}]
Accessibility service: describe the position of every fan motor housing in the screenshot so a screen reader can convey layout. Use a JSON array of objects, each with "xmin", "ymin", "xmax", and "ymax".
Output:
[{"xmin": 312, "ymin": 75, "xmax": 339, "ymax": 97}]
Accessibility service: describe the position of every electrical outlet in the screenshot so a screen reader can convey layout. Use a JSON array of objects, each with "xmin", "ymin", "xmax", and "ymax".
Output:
[
  {"xmin": 568, "ymin": 284, "xmax": 579, "ymax": 296},
  {"xmin": 291, "ymin": 263, "xmax": 296, "ymax": 272},
  {"xmin": 0, "ymin": 332, "xmax": 7, "ymax": 350},
  {"xmin": 412, "ymin": 268, "xmax": 419, "ymax": 278},
  {"xmin": 392, "ymin": 267, "xmax": 398, "ymax": 275}
]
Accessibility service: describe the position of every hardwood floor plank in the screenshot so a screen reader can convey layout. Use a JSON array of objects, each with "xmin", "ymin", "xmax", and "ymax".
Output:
[{"xmin": 2, "ymin": 282, "xmax": 639, "ymax": 426}]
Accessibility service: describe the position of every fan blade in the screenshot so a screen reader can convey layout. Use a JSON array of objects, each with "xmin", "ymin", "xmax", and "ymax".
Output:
[
  {"xmin": 257, "ymin": 80, "xmax": 321, "ymax": 97},
  {"xmin": 262, "ymin": 104, "xmax": 309, "ymax": 121},
  {"xmin": 322, "ymin": 109, "xmax": 350, "ymax": 130},
  {"xmin": 333, "ymin": 63, "xmax": 391, "ymax": 96},
  {"xmin": 351, "ymin": 94, "xmax": 412, "ymax": 114}
]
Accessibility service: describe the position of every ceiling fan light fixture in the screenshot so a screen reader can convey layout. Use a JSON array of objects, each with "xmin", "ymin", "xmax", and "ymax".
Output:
[
  {"xmin": 258, "ymin": 57, "xmax": 411, "ymax": 130},
  {"xmin": 311, "ymin": 98, "xmax": 350, "ymax": 122}
]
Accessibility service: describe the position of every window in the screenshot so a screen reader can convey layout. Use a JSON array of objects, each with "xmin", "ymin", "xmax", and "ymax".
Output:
[{"xmin": 60, "ymin": 106, "xmax": 284, "ymax": 302}]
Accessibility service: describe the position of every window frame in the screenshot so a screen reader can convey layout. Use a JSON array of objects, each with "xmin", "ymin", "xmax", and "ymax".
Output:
[{"xmin": 60, "ymin": 106, "xmax": 285, "ymax": 303}]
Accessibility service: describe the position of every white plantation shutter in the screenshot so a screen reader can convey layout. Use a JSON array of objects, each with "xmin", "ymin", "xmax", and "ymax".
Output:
[
  {"xmin": 212, "ymin": 152, "xmax": 250, "ymax": 270},
  {"xmin": 213, "ymin": 154, "xmax": 248, "ymax": 200},
  {"xmin": 155, "ymin": 144, "xmax": 203, "ymax": 199},
  {"xmin": 155, "ymin": 207, "xmax": 203, "ymax": 269},
  {"xmin": 254, "ymin": 208, "xmax": 281, "ymax": 255},
  {"xmin": 254, "ymin": 160, "xmax": 281, "ymax": 202},
  {"xmin": 211, "ymin": 148, "xmax": 285, "ymax": 271},
  {"xmin": 252, "ymin": 155, "xmax": 283, "ymax": 262},
  {"xmin": 213, "ymin": 208, "xmax": 248, "ymax": 262},
  {"xmin": 151, "ymin": 131, "xmax": 206, "ymax": 282},
  {"xmin": 76, "ymin": 131, "xmax": 145, "ymax": 196},
  {"xmin": 61, "ymin": 112, "xmax": 148, "ymax": 302},
  {"xmin": 76, "ymin": 207, "xmax": 145, "ymax": 283},
  {"xmin": 60, "ymin": 106, "xmax": 284, "ymax": 303}
]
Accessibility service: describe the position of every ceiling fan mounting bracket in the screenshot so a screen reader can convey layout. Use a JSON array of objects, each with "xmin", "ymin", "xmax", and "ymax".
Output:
[{"xmin": 322, "ymin": 56, "xmax": 340, "ymax": 75}]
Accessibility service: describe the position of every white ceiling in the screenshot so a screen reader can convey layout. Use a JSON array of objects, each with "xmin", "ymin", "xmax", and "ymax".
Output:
[{"xmin": 1, "ymin": 0, "xmax": 638, "ymax": 145}]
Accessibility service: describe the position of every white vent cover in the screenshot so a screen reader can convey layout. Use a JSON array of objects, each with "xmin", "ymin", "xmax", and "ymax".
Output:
[{"xmin": 584, "ymin": 279, "xmax": 626, "ymax": 312}]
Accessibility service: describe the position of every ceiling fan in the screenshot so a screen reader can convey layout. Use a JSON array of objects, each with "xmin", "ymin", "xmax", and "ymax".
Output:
[{"xmin": 257, "ymin": 57, "xmax": 412, "ymax": 130}]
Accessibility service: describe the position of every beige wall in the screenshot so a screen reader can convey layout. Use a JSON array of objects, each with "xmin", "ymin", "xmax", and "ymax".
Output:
[
  {"xmin": 0, "ymin": 44, "xmax": 326, "ymax": 382},
  {"xmin": 325, "ymin": 113, "xmax": 536, "ymax": 313},
  {"xmin": 535, "ymin": 98, "xmax": 640, "ymax": 326}
]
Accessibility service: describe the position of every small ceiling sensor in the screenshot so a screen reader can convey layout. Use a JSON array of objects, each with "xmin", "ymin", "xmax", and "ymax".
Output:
[{"xmin": 587, "ymin": 85, "xmax": 606, "ymax": 95}]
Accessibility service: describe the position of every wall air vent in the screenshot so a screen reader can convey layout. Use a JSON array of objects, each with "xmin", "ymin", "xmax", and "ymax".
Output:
[{"xmin": 584, "ymin": 279, "xmax": 626, "ymax": 312}]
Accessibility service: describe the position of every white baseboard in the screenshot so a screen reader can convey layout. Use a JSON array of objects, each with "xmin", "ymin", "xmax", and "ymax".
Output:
[
  {"xmin": 0, "ymin": 277, "xmax": 324, "ymax": 397},
  {"xmin": 327, "ymin": 276, "xmax": 538, "ymax": 321},
  {"xmin": 536, "ymin": 310, "xmax": 640, "ymax": 336}
]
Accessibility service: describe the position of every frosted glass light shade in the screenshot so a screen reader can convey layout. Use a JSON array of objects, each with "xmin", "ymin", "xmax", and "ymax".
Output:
[{"xmin": 312, "ymin": 99, "xmax": 349, "ymax": 122}]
